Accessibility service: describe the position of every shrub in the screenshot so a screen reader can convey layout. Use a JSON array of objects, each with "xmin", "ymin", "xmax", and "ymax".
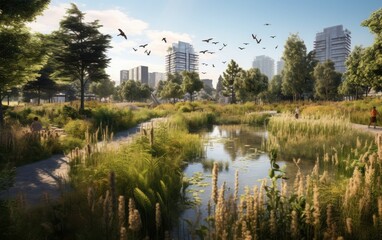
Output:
[{"xmin": 64, "ymin": 119, "xmax": 92, "ymax": 139}]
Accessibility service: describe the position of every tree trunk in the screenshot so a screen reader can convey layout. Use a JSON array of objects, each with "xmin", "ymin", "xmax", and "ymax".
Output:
[
  {"xmin": 231, "ymin": 85, "xmax": 236, "ymax": 104},
  {"xmin": 80, "ymin": 81, "xmax": 85, "ymax": 113}
]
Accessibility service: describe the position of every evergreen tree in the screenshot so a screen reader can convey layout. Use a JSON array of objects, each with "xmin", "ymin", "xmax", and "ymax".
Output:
[
  {"xmin": 52, "ymin": 3, "xmax": 111, "ymax": 113},
  {"xmin": 222, "ymin": 60, "xmax": 242, "ymax": 104}
]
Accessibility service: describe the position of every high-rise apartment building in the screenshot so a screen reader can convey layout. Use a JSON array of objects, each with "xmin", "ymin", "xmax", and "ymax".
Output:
[
  {"xmin": 165, "ymin": 41, "xmax": 198, "ymax": 74},
  {"xmin": 128, "ymin": 66, "xmax": 149, "ymax": 84},
  {"xmin": 120, "ymin": 70, "xmax": 129, "ymax": 84},
  {"xmin": 252, "ymin": 55, "xmax": 275, "ymax": 80},
  {"xmin": 314, "ymin": 25, "xmax": 351, "ymax": 73}
]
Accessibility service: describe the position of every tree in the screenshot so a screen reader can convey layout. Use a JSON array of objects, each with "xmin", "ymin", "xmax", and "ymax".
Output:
[
  {"xmin": 0, "ymin": 0, "xmax": 50, "ymax": 25},
  {"xmin": 89, "ymin": 77, "xmax": 115, "ymax": 100},
  {"xmin": 268, "ymin": 75, "xmax": 283, "ymax": 102},
  {"xmin": 222, "ymin": 60, "xmax": 242, "ymax": 104},
  {"xmin": 23, "ymin": 65, "xmax": 58, "ymax": 105},
  {"xmin": 181, "ymin": 71, "xmax": 203, "ymax": 102},
  {"xmin": 121, "ymin": 80, "xmax": 139, "ymax": 102},
  {"xmin": 237, "ymin": 68, "xmax": 268, "ymax": 102},
  {"xmin": 343, "ymin": 46, "xmax": 368, "ymax": 98},
  {"xmin": 361, "ymin": 8, "xmax": 382, "ymax": 91},
  {"xmin": 304, "ymin": 50, "xmax": 319, "ymax": 98},
  {"xmin": 313, "ymin": 60, "xmax": 342, "ymax": 100},
  {"xmin": 160, "ymin": 81, "xmax": 183, "ymax": 103},
  {"xmin": 52, "ymin": 3, "xmax": 111, "ymax": 113},
  {"xmin": 0, "ymin": 0, "xmax": 49, "ymax": 126},
  {"xmin": 281, "ymin": 34, "xmax": 308, "ymax": 101}
]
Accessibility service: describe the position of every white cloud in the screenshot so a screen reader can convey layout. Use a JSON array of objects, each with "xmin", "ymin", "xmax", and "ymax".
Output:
[{"xmin": 28, "ymin": 3, "xmax": 70, "ymax": 33}]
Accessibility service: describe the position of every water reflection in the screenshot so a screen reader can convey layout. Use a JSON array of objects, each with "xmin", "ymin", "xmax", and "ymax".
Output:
[{"xmin": 177, "ymin": 125, "xmax": 316, "ymax": 238}]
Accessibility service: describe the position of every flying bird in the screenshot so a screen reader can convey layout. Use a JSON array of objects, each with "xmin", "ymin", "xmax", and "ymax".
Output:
[
  {"xmin": 201, "ymin": 72, "xmax": 206, "ymax": 74},
  {"xmin": 219, "ymin": 47, "xmax": 224, "ymax": 51},
  {"xmin": 212, "ymin": 41, "xmax": 219, "ymax": 44},
  {"xmin": 222, "ymin": 61, "xmax": 226, "ymax": 64},
  {"xmin": 212, "ymin": 64, "xmax": 215, "ymax": 67},
  {"xmin": 275, "ymin": 45, "xmax": 278, "ymax": 49},
  {"xmin": 133, "ymin": 48, "xmax": 137, "ymax": 51},
  {"xmin": 202, "ymin": 63, "xmax": 208, "ymax": 66},
  {"xmin": 262, "ymin": 47, "xmax": 266, "ymax": 49},
  {"xmin": 255, "ymin": 37, "xmax": 262, "ymax": 44},
  {"xmin": 223, "ymin": 43, "xmax": 227, "ymax": 47},
  {"xmin": 117, "ymin": 29, "xmax": 127, "ymax": 39},
  {"xmin": 199, "ymin": 50, "xmax": 209, "ymax": 54},
  {"xmin": 139, "ymin": 44, "xmax": 148, "ymax": 48},
  {"xmin": 208, "ymin": 51, "xmax": 215, "ymax": 54},
  {"xmin": 162, "ymin": 37, "xmax": 167, "ymax": 43},
  {"xmin": 251, "ymin": 34, "xmax": 257, "ymax": 39},
  {"xmin": 146, "ymin": 50, "xmax": 151, "ymax": 55},
  {"xmin": 264, "ymin": 23, "xmax": 271, "ymax": 26},
  {"xmin": 270, "ymin": 36, "xmax": 276, "ymax": 38},
  {"xmin": 243, "ymin": 43, "xmax": 249, "ymax": 45},
  {"xmin": 202, "ymin": 38, "xmax": 213, "ymax": 43},
  {"xmin": 238, "ymin": 47, "xmax": 245, "ymax": 50}
]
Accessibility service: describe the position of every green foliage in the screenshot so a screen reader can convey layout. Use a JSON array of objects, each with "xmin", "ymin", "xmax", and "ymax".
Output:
[
  {"xmin": 52, "ymin": 3, "xmax": 112, "ymax": 112},
  {"xmin": 222, "ymin": 60, "xmax": 242, "ymax": 103},
  {"xmin": 313, "ymin": 60, "xmax": 342, "ymax": 100},
  {"xmin": 62, "ymin": 105, "xmax": 79, "ymax": 119},
  {"xmin": 237, "ymin": 68, "xmax": 268, "ymax": 102},
  {"xmin": 91, "ymin": 106, "xmax": 134, "ymax": 132},
  {"xmin": 181, "ymin": 71, "xmax": 203, "ymax": 102},
  {"xmin": 60, "ymin": 136, "xmax": 84, "ymax": 153},
  {"xmin": 64, "ymin": 119, "xmax": 92, "ymax": 139},
  {"xmin": 281, "ymin": 34, "xmax": 308, "ymax": 100}
]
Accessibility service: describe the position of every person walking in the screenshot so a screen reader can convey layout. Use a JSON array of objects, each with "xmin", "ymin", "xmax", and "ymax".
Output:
[{"xmin": 368, "ymin": 106, "xmax": 379, "ymax": 129}]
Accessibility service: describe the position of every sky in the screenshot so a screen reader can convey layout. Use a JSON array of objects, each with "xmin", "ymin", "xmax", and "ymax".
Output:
[{"xmin": 28, "ymin": 0, "xmax": 381, "ymax": 87}]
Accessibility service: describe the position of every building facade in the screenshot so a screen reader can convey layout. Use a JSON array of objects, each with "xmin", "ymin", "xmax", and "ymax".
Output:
[
  {"xmin": 165, "ymin": 41, "xmax": 198, "ymax": 74},
  {"xmin": 149, "ymin": 72, "xmax": 166, "ymax": 88},
  {"xmin": 120, "ymin": 70, "xmax": 129, "ymax": 84},
  {"xmin": 128, "ymin": 66, "xmax": 149, "ymax": 84},
  {"xmin": 252, "ymin": 55, "xmax": 275, "ymax": 80},
  {"xmin": 314, "ymin": 25, "xmax": 351, "ymax": 73}
]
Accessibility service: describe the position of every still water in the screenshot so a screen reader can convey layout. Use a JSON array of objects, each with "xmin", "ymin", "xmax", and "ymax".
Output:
[{"xmin": 178, "ymin": 124, "xmax": 315, "ymax": 235}]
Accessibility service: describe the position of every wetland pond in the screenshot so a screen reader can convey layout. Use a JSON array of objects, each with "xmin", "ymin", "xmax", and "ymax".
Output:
[{"xmin": 177, "ymin": 124, "xmax": 316, "ymax": 235}]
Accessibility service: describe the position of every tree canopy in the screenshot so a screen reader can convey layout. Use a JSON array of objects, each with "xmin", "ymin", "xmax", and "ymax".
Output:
[
  {"xmin": 52, "ymin": 3, "xmax": 112, "ymax": 112},
  {"xmin": 222, "ymin": 60, "xmax": 242, "ymax": 104}
]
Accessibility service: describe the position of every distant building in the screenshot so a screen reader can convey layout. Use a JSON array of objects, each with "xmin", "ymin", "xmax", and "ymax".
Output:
[
  {"xmin": 165, "ymin": 41, "xmax": 198, "ymax": 74},
  {"xmin": 252, "ymin": 55, "xmax": 275, "ymax": 80},
  {"xmin": 314, "ymin": 25, "xmax": 351, "ymax": 73},
  {"xmin": 201, "ymin": 79, "xmax": 213, "ymax": 89},
  {"xmin": 120, "ymin": 70, "xmax": 129, "ymax": 84},
  {"xmin": 128, "ymin": 66, "xmax": 149, "ymax": 84},
  {"xmin": 276, "ymin": 59, "xmax": 284, "ymax": 75},
  {"xmin": 149, "ymin": 72, "xmax": 166, "ymax": 88}
]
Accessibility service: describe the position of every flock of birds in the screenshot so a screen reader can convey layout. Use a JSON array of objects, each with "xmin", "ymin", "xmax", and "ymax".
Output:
[{"xmin": 117, "ymin": 23, "xmax": 279, "ymax": 75}]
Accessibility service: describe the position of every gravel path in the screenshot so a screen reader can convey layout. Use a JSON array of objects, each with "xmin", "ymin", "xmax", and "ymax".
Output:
[{"xmin": 0, "ymin": 119, "xmax": 161, "ymax": 207}]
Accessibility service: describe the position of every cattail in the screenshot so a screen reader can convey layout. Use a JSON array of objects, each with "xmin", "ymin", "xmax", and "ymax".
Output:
[
  {"xmin": 118, "ymin": 196, "xmax": 126, "ymax": 230},
  {"xmin": 234, "ymin": 170, "xmax": 239, "ymax": 202},
  {"xmin": 313, "ymin": 184, "xmax": 320, "ymax": 227},
  {"xmin": 305, "ymin": 203, "xmax": 312, "ymax": 225},
  {"xmin": 215, "ymin": 182, "xmax": 226, "ymax": 237},
  {"xmin": 129, "ymin": 209, "xmax": 142, "ymax": 232},
  {"xmin": 269, "ymin": 210, "xmax": 277, "ymax": 236},
  {"xmin": 290, "ymin": 210, "xmax": 299, "ymax": 239},
  {"xmin": 120, "ymin": 227, "xmax": 127, "ymax": 240},
  {"xmin": 319, "ymin": 170, "xmax": 329, "ymax": 184},
  {"xmin": 155, "ymin": 203, "xmax": 161, "ymax": 232},
  {"xmin": 346, "ymin": 217, "xmax": 353, "ymax": 234},
  {"xmin": 211, "ymin": 162, "xmax": 219, "ymax": 204}
]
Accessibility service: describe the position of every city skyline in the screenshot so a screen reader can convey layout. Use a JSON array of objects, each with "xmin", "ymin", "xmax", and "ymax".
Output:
[{"xmin": 28, "ymin": 0, "xmax": 380, "ymax": 87}]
